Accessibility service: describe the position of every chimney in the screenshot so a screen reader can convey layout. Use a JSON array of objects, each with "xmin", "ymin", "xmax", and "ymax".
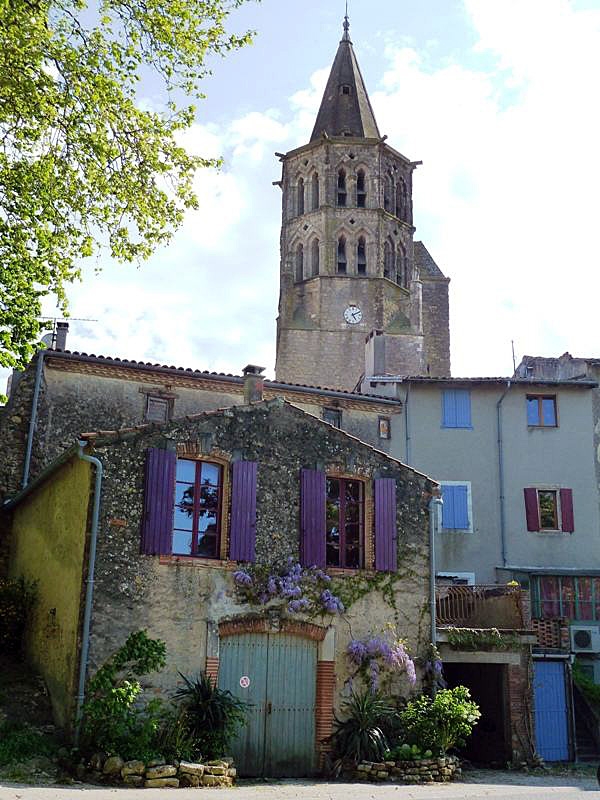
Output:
[
  {"xmin": 243, "ymin": 364, "xmax": 265, "ymax": 404},
  {"xmin": 55, "ymin": 321, "xmax": 69, "ymax": 351},
  {"xmin": 365, "ymin": 329, "xmax": 385, "ymax": 377}
]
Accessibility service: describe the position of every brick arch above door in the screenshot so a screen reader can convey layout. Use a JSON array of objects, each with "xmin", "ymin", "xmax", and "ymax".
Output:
[{"xmin": 219, "ymin": 616, "xmax": 327, "ymax": 642}]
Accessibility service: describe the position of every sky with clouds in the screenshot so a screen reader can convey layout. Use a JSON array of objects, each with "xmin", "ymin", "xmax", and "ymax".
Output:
[{"xmin": 6, "ymin": 0, "xmax": 600, "ymax": 393}]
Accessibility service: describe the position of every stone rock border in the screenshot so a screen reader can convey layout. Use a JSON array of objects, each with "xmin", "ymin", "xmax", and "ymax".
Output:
[
  {"xmin": 76, "ymin": 754, "xmax": 236, "ymax": 788},
  {"xmin": 351, "ymin": 755, "xmax": 461, "ymax": 784}
]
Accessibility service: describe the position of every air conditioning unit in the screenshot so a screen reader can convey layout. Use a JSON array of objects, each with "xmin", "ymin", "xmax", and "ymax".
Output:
[{"xmin": 570, "ymin": 625, "xmax": 600, "ymax": 653}]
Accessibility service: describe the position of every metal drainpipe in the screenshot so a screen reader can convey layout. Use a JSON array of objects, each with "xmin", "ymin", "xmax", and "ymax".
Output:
[
  {"xmin": 404, "ymin": 381, "xmax": 412, "ymax": 464},
  {"xmin": 22, "ymin": 350, "xmax": 46, "ymax": 489},
  {"xmin": 429, "ymin": 496, "xmax": 443, "ymax": 646},
  {"xmin": 496, "ymin": 381, "xmax": 512, "ymax": 568},
  {"xmin": 74, "ymin": 440, "xmax": 103, "ymax": 744}
]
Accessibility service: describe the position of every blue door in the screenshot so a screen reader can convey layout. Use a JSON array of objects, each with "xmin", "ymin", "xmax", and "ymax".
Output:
[
  {"xmin": 533, "ymin": 660, "xmax": 569, "ymax": 761},
  {"xmin": 218, "ymin": 632, "xmax": 317, "ymax": 777}
]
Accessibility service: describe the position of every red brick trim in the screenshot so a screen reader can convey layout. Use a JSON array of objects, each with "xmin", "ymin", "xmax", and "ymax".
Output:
[
  {"xmin": 218, "ymin": 617, "xmax": 327, "ymax": 641},
  {"xmin": 316, "ymin": 661, "xmax": 336, "ymax": 766},
  {"xmin": 205, "ymin": 656, "xmax": 219, "ymax": 685}
]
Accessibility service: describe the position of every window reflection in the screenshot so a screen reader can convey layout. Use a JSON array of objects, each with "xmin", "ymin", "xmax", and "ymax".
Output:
[
  {"xmin": 326, "ymin": 477, "xmax": 364, "ymax": 569},
  {"xmin": 172, "ymin": 459, "xmax": 222, "ymax": 559}
]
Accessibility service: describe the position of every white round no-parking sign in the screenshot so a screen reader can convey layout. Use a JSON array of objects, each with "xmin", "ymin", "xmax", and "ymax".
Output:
[{"xmin": 239, "ymin": 675, "xmax": 250, "ymax": 689}]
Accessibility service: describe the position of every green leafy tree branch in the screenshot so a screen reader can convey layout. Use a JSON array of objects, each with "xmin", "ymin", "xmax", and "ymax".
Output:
[{"xmin": 0, "ymin": 0, "xmax": 256, "ymax": 370}]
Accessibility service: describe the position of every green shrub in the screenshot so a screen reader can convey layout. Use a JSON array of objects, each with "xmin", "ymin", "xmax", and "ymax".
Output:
[
  {"xmin": 573, "ymin": 659, "xmax": 600, "ymax": 709},
  {"xmin": 0, "ymin": 578, "xmax": 36, "ymax": 653},
  {"xmin": 81, "ymin": 630, "xmax": 168, "ymax": 760},
  {"xmin": 0, "ymin": 722, "xmax": 57, "ymax": 766},
  {"xmin": 328, "ymin": 689, "xmax": 400, "ymax": 765},
  {"xmin": 400, "ymin": 686, "xmax": 480, "ymax": 755},
  {"xmin": 173, "ymin": 672, "xmax": 249, "ymax": 760}
]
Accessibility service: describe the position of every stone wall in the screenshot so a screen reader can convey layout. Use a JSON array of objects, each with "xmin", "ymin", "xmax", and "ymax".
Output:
[
  {"xmin": 352, "ymin": 755, "xmax": 460, "ymax": 784},
  {"xmin": 83, "ymin": 399, "xmax": 435, "ymax": 719}
]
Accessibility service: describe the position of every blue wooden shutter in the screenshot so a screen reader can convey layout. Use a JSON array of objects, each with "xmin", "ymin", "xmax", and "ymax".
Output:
[
  {"xmin": 300, "ymin": 469, "xmax": 326, "ymax": 567},
  {"xmin": 141, "ymin": 447, "xmax": 176, "ymax": 555},
  {"xmin": 441, "ymin": 484, "xmax": 470, "ymax": 530},
  {"xmin": 524, "ymin": 488, "xmax": 540, "ymax": 531},
  {"xmin": 374, "ymin": 478, "xmax": 397, "ymax": 571},
  {"xmin": 229, "ymin": 460, "xmax": 258, "ymax": 561},
  {"xmin": 442, "ymin": 390, "xmax": 456, "ymax": 427},
  {"xmin": 560, "ymin": 488, "xmax": 574, "ymax": 532},
  {"xmin": 442, "ymin": 389, "xmax": 471, "ymax": 428}
]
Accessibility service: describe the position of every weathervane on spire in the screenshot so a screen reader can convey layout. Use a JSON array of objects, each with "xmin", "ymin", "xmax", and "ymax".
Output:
[{"xmin": 342, "ymin": 1, "xmax": 350, "ymax": 42}]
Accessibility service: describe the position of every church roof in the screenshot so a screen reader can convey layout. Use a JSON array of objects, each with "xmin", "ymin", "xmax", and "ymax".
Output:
[
  {"xmin": 310, "ymin": 17, "xmax": 380, "ymax": 141},
  {"xmin": 414, "ymin": 241, "xmax": 447, "ymax": 280}
]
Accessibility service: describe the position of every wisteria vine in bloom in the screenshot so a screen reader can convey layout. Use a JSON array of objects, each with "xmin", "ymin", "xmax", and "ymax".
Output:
[
  {"xmin": 233, "ymin": 559, "xmax": 344, "ymax": 617},
  {"xmin": 347, "ymin": 633, "xmax": 416, "ymax": 691}
]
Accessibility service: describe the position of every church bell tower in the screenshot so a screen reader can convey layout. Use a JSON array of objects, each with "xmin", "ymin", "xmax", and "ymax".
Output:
[{"xmin": 275, "ymin": 16, "xmax": 450, "ymax": 391}]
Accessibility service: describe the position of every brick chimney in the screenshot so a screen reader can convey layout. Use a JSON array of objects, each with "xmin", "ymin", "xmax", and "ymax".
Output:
[
  {"xmin": 55, "ymin": 321, "xmax": 69, "ymax": 351},
  {"xmin": 243, "ymin": 365, "xmax": 265, "ymax": 404}
]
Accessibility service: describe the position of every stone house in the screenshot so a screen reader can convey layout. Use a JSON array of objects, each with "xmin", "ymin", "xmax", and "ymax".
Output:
[{"xmin": 5, "ymin": 394, "xmax": 437, "ymax": 777}]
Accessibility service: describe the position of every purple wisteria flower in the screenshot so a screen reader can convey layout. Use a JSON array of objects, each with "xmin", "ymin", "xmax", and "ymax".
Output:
[
  {"xmin": 406, "ymin": 659, "xmax": 417, "ymax": 685},
  {"xmin": 288, "ymin": 598, "xmax": 311, "ymax": 613},
  {"xmin": 369, "ymin": 659, "xmax": 380, "ymax": 691},
  {"xmin": 233, "ymin": 570, "xmax": 253, "ymax": 587},
  {"xmin": 347, "ymin": 639, "xmax": 368, "ymax": 664},
  {"xmin": 320, "ymin": 590, "xmax": 344, "ymax": 614}
]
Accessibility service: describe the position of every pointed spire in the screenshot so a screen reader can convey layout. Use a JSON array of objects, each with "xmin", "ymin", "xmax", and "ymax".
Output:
[{"xmin": 310, "ymin": 15, "xmax": 380, "ymax": 142}]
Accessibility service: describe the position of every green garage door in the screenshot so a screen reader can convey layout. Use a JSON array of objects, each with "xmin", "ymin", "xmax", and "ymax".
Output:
[{"xmin": 218, "ymin": 632, "xmax": 317, "ymax": 777}]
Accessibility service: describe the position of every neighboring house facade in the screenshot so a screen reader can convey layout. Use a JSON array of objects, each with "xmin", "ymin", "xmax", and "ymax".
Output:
[{"xmin": 6, "ymin": 396, "xmax": 436, "ymax": 776}]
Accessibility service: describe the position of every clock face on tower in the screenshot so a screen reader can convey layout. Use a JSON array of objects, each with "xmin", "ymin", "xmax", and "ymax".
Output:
[{"xmin": 343, "ymin": 305, "xmax": 363, "ymax": 325}]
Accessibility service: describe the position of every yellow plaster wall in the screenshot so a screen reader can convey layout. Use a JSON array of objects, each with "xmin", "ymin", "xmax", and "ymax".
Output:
[{"xmin": 10, "ymin": 458, "xmax": 91, "ymax": 728}]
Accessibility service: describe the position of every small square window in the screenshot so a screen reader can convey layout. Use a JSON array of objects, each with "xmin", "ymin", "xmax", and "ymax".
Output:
[
  {"xmin": 440, "ymin": 482, "xmax": 472, "ymax": 531},
  {"xmin": 526, "ymin": 395, "xmax": 557, "ymax": 427},
  {"xmin": 441, "ymin": 389, "xmax": 472, "ymax": 429},
  {"xmin": 323, "ymin": 408, "xmax": 342, "ymax": 428},
  {"xmin": 146, "ymin": 396, "xmax": 170, "ymax": 422},
  {"xmin": 378, "ymin": 416, "xmax": 391, "ymax": 439},
  {"xmin": 341, "ymin": 84, "xmax": 352, "ymax": 95}
]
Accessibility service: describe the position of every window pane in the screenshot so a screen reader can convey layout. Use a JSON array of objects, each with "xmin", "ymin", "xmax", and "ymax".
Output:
[
  {"xmin": 345, "ymin": 523, "xmax": 360, "ymax": 569},
  {"xmin": 174, "ymin": 483, "xmax": 194, "ymax": 530},
  {"xmin": 578, "ymin": 577, "xmax": 593, "ymax": 620},
  {"xmin": 345, "ymin": 502, "xmax": 360, "ymax": 525},
  {"xmin": 326, "ymin": 525, "xmax": 340, "ymax": 567},
  {"xmin": 198, "ymin": 509, "xmax": 218, "ymax": 533},
  {"xmin": 539, "ymin": 491, "xmax": 557, "ymax": 529},
  {"xmin": 172, "ymin": 530, "xmax": 193, "ymax": 555},
  {"xmin": 201, "ymin": 462, "xmax": 220, "ymax": 487},
  {"xmin": 326, "ymin": 478, "xmax": 340, "ymax": 502},
  {"xmin": 542, "ymin": 398, "xmax": 556, "ymax": 426},
  {"xmin": 594, "ymin": 578, "xmax": 600, "ymax": 620},
  {"xmin": 176, "ymin": 459, "xmax": 196, "ymax": 483},
  {"xmin": 198, "ymin": 531, "xmax": 218, "ymax": 558},
  {"xmin": 540, "ymin": 576, "xmax": 560, "ymax": 618},
  {"xmin": 345, "ymin": 480, "xmax": 361, "ymax": 503},
  {"xmin": 200, "ymin": 485, "xmax": 219, "ymax": 513},
  {"xmin": 526, "ymin": 397, "xmax": 540, "ymax": 425},
  {"xmin": 561, "ymin": 577, "xmax": 576, "ymax": 619}
]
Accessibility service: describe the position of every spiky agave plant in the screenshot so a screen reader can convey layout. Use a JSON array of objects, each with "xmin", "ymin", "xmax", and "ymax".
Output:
[{"xmin": 328, "ymin": 689, "xmax": 399, "ymax": 766}]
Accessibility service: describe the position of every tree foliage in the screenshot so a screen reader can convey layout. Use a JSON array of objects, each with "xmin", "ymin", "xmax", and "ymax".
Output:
[{"xmin": 0, "ymin": 0, "xmax": 255, "ymax": 369}]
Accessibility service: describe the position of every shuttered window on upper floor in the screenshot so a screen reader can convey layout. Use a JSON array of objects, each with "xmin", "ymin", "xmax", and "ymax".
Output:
[
  {"xmin": 441, "ymin": 483, "xmax": 472, "ymax": 531},
  {"xmin": 441, "ymin": 389, "xmax": 472, "ymax": 429}
]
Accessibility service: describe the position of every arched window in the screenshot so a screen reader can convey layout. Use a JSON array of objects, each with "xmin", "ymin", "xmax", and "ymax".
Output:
[
  {"xmin": 384, "ymin": 239, "xmax": 394, "ymax": 280},
  {"xmin": 311, "ymin": 239, "xmax": 320, "ymax": 276},
  {"xmin": 295, "ymin": 243, "xmax": 304, "ymax": 282},
  {"xmin": 396, "ymin": 178, "xmax": 407, "ymax": 220},
  {"xmin": 337, "ymin": 169, "xmax": 347, "ymax": 207},
  {"xmin": 297, "ymin": 178, "xmax": 305, "ymax": 216},
  {"xmin": 384, "ymin": 173, "xmax": 393, "ymax": 213},
  {"xmin": 311, "ymin": 173, "xmax": 319, "ymax": 210},
  {"xmin": 356, "ymin": 169, "xmax": 366, "ymax": 208},
  {"xmin": 357, "ymin": 236, "xmax": 367, "ymax": 275},
  {"xmin": 337, "ymin": 236, "xmax": 347, "ymax": 274},
  {"xmin": 396, "ymin": 243, "xmax": 407, "ymax": 286}
]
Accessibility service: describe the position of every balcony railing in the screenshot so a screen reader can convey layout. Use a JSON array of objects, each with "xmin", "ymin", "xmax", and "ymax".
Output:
[{"xmin": 435, "ymin": 584, "xmax": 528, "ymax": 630}]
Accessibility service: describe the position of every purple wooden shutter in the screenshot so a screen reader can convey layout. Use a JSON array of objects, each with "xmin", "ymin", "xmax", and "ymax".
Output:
[
  {"xmin": 141, "ymin": 448, "xmax": 176, "ymax": 555},
  {"xmin": 229, "ymin": 460, "xmax": 258, "ymax": 562},
  {"xmin": 375, "ymin": 478, "xmax": 397, "ymax": 572},
  {"xmin": 300, "ymin": 469, "xmax": 326, "ymax": 567},
  {"xmin": 524, "ymin": 488, "xmax": 540, "ymax": 531},
  {"xmin": 560, "ymin": 488, "xmax": 574, "ymax": 532}
]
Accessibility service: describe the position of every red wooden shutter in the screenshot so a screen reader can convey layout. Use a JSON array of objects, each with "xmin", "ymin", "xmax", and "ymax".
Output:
[
  {"xmin": 374, "ymin": 478, "xmax": 397, "ymax": 571},
  {"xmin": 229, "ymin": 461, "xmax": 258, "ymax": 561},
  {"xmin": 300, "ymin": 468, "xmax": 326, "ymax": 567},
  {"xmin": 524, "ymin": 488, "xmax": 540, "ymax": 532},
  {"xmin": 560, "ymin": 488, "xmax": 574, "ymax": 532},
  {"xmin": 141, "ymin": 448, "xmax": 176, "ymax": 555}
]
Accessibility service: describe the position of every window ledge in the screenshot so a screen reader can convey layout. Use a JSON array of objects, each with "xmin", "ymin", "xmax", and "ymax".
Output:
[
  {"xmin": 159, "ymin": 555, "xmax": 238, "ymax": 569},
  {"xmin": 441, "ymin": 528, "xmax": 473, "ymax": 534},
  {"xmin": 441, "ymin": 425, "xmax": 473, "ymax": 430},
  {"xmin": 527, "ymin": 425, "xmax": 558, "ymax": 430},
  {"xmin": 532, "ymin": 530, "xmax": 570, "ymax": 536}
]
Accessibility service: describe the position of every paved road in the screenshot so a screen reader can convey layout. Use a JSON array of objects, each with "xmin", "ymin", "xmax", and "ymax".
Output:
[{"xmin": 1, "ymin": 771, "xmax": 600, "ymax": 799}]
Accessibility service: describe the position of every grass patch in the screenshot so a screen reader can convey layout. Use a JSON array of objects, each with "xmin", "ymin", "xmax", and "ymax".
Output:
[{"xmin": 0, "ymin": 722, "xmax": 58, "ymax": 767}]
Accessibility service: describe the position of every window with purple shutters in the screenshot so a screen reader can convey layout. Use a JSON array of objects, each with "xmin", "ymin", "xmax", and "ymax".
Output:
[
  {"xmin": 141, "ymin": 447, "xmax": 176, "ymax": 556},
  {"xmin": 300, "ymin": 469, "xmax": 397, "ymax": 572},
  {"xmin": 229, "ymin": 460, "xmax": 257, "ymax": 562},
  {"xmin": 172, "ymin": 458, "xmax": 223, "ymax": 558},
  {"xmin": 524, "ymin": 487, "xmax": 574, "ymax": 533}
]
